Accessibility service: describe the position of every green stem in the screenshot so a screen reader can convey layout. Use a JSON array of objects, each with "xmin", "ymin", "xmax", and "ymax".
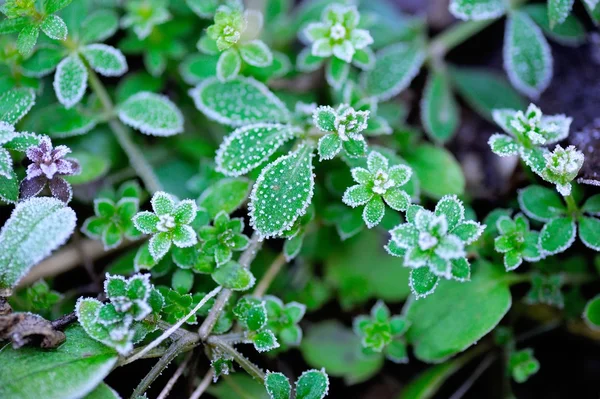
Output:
[
  {"xmin": 565, "ymin": 194, "xmax": 579, "ymax": 215},
  {"xmin": 86, "ymin": 67, "xmax": 162, "ymax": 194},
  {"xmin": 209, "ymin": 338, "xmax": 266, "ymax": 381}
]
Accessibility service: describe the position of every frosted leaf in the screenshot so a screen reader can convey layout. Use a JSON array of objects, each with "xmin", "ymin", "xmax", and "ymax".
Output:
[
  {"xmin": 313, "ymin": 106, "xmax": 336, "ymax": 132},
  {"xmin": 265, "ymin": 371, "xmax": 291, "ymax": 399},
  {"xmin": 216, "ymin": 48, "xmax": 241, "ymax": 82},
  {"xmin": 504, "ymin": 11, "xmax": 553, "ymax": 98},
  {"xmin": 420, "ymin": 70, "xmax": 459, "ymax": 143},
  {"xmin": 488, "ymin": 134, "xmax": 519, "ymax": 156},
  {"xmin": 189, "ymin": 76, "xmax": 290, "ymax": 126},
  {"xmin": 40, "ymin": 14, "xmax": 67, "ymax": 41},
  {"xmin": 409, "ymin": 267, "xmax": 440, "ymax": 299},
  {"xmin": 295, "ymin": 369, "xmax": 330, "ymax": 399},
  {"xmin": 449, "ymin": 0, "xmax": 507, "ymax": 21},
  {"xmin": 0, "ymin": 148, "xmax": 13, "ymax": 179},
  {"xmin": 80, "ymin": 10, "xmax": 120, "ymax": 44},
  {"xmin": 296, "ymin": 47, "xmax": 325, "ymax": 73},
  {"xmin": 17, "ymin": 24, "xmax": 39, "ymax": 57},
  {"xmin": 317, "ymin": 133, "xmax": 342, "ymax": 161},
  {"xmin": 362, "ymin": 196, "xmax": 385, "ymax": 228},
  {"xmin": 249, "ymin": 144, "xmax": 315, "ymax": 238},
  {"xmin": 342, "ymin": 184, "xmax": 373, "ymax": 207},
  {"xmin": 53, "ymin": 54, "xmax": 88, "ymax": 109},
  {"xmin": 21, "ymin": 47, "xmax": 64, "ymax": 78},
  {"xmin": 453, "ymin": 221, "xmax": 486, "ymax": 245},
  {"xmin": 539, "ymin": 217, "xmax": 576, "ymax": 255},
  {"xmin": 361, "ymin": 42, "xmax": 426, "ymax": 101},
  {"xmin": 239, "ymin": 40, "xmax": 273, "ymax": 67},
  {"xmin": 434, "ymin": 194, "xmax": 465, "ymax": 230},
  {"xmin": 0, "ymin": 87, "xmax": 35, "ymax": 125},
  {"xmin": 81, "ymin": 44, "xmax": 128, "ymax": 77},
  {"xmin": 118, "ymin": 92, "xmax": 184, "ymax": 136},
  {"xmin": 215, "ymin": 123, "xmax": 298, "ymax": 176},
  {"xmin": 0, "ymin": 197, "xmax": 76, "ymax": 292},
  {"xmin": 325, "ymin": 58, "xmax": 349, "ymax": 89},
  {"xmin": 547, "ymin": 0, "xmax": 574, "ymax": 28},
  {"xmin": 212, "ymin": 260, "xmax": 256, "ymax": 290},
  {"xmin": 541, "ymin": 144, "xmax": 584, "ymax": 196},
  {"xmin": 252, "ymin": 329, "xmax": 280, "ymax": 352}
]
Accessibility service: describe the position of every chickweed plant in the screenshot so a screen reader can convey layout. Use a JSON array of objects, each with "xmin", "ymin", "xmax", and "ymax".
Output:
[{"xmin": 0, "ymin": 0, "xmax": 599, "ymax": 398}]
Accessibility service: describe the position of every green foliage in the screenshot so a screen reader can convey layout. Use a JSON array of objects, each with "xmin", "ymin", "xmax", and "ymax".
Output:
[
  {"xmin": 494, "ymin": 213, "xmax": 542, "ymax": 271},
  {"xmin": 200, "ymin": 211, "xmax": 250, "ymax": 266},
  {"xmin": 265, "ymin": 369, "xmax": 329, "ymax": 399},
  {"xmin": 508, "ymin": 348, "xmax": 540, "ymax": 383}
]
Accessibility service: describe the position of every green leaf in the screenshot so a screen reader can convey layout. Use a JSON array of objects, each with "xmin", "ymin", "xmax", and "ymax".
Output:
[
  {"xmin": 252, "ymin": 329, "xmax": 280, "ymax": 352},
  {"xmin": 509, "ymin": 348, "xmax": 540, "ymax": 383},
  {"xmin": 295, "ymin": 369, "xmax": 329, "ymax": 399},
  {"xmin": 0, "ymin": 17, "xmax": 28, "ymax": 34},
  {"xmin": 212, "ymin": 260, "xmax": 256, "ymax": 291},
  {"xmin": 363, "ymin": 196, "xmax": 385, "ymax": 228},
  {"xmin": 17, "ymin": 24, "xmax": 39, "ymax": 57},
  {"xmin": 449, "ymin": 0, "xmax": 507, "ymax": 20},
  {"xmin": 40, "ymin": 14, "xmax": 67, "ymax": 41},
  {"xmin": 198, "ymin": 177, "xmax": 251, "ymax": 218},
  {"xmin": 0, "ymin": 87, "xmax": 35, "ymax": 125},
  {"xmin": 250, "ymin": 145, "xmax": 315, "ymax": 238},
  {"xmin": 44, "ymin": 0, "xmax": 73, "ymax": 14},
  {"xmin": 23, "ymin": 103, "xmax": 97, "ymax": 138},
  {"xmin": 81, "ymin": 44, "xmax": 128, "ymax": 77},
  {"xmin": 421, "ymin": 70, "xmax": 459, "ymax": 143},
  {"xmin": 0, "ymin": 325, "xmax": 117, "ymax": 399},
  {"xmin": 584, "ymin": 294, "xmax": 600, "ymax": 330},
  {"xmin": 0, "ymin": 198, "xmax": 76, "ymax": 293},
  {"xmin": 284, "ymin": 232, "xmax": 304, "ymax": 261},
  {"xmin": 172, "ymin": 268, "xmax": 194, "ymax": 294},
  {"xmin": 118, "ymin": 92, "xmax": 183, "ymax": 136},
  {"xmin": 518, "ymin": 185, "xmax": 566, "ymax": 222},
  {"xmin": 0, "ymin": 170, "xmax": 20, "ymax": 204},
  {"xmin": 579, "ymin": 216, "xmax": 600, "ymax": 251},
  {"xmin": 405, "ymin": 144, "xmax": 465, "ymax": 199},
  {"xmin": 84, "ymin": 384, "xmax": 120, "ymax": 399},
  {"xmin": 189, "ymin": 77, "xmax": 289, "ymax": 126},
  {"xmin": 405, "ymin": 262, "xmax": 511, "ymax": 362},
  {"xmin": 318, "ymin": 133, "xmax": 342, "ymax": 161},
  {"xmin": 547, "ymin": 0, "xmax": 574, "ymax": 28},
  {"xmin": 217, "ymin": 49, "xmax": 241, "ymax": 82},
  {"xmin": 80, "ymin": 10, "xmax": 119, "ymax": 44},
  {"xmin": 21, "ymin": 47, "xmax": 64, "ymax": 77},
  {"xmin": 64, "ymin": 151, "xmax": 110, "ymax": 185},
  {"xmin": 239, "ymin": 40, "xmax": 273, "ymax": 67},
  {"xmin": 265, "ymin": 372, "xmax": 291, "ymax": 399},
  {"xmin": 179, "ymin": 53, "xmax": 219, "ymax": 85},
  {"xmin": 450, "ymin": 66, "xmax": 526, "ymax": 121},
  {"xmin": 582, "ymin": 194, "xmax": 600, "ymax": 215},
  {"xmin": 216, "ymin": 123, "xmax": 298, "ymax": 176},
  {"xmin": 301, "ymin": 321, "xmax": 383, "ymax": 385},
  {"xmin": 325, "ymin": 57, "xmax": 349, "ymax": 90},
  {"xmin": 524, "ymin": 4, "xmax": 584, "ymax": 46},
  {"xmin": 504, "ymin": 11, "xmax": 552, "ymax": 98},
  {"xmin": 208, "ymin": 374, "xmax": 270, "ymax": 399},
  {"xmin": 362, "ymin": 42, "xmax": 426, "ymax": 101},
  {"xmin": 409, "ymin": 267, "xmax": 440, "ymax": 299},
  {"xmin": 54, "ymin": 54, "xmax": 88, "ymax": 109}
]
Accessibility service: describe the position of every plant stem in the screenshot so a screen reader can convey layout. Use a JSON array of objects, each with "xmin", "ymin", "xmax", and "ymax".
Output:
[
  {"xmin": 565, "ymin": 194, "xmax": 579, "ymax": 215},
  {"xmin": 448, "ymin": 353, "xmax": 497, "ymax": 399},
  {"xmin": 189, "ymin": 369, "xmax": 214, "ymax": 399},
  {"xmin": 208, "ymin": 337, "xmax": 266, "ymax": 381},
  {"xmin": 199, "ymin": 233, "xmax": 262, "ymax": 340},
  {"xmin": 252, "ymin": 253, "xmax": 286, "ymax": 297},
  {"xmin": 86, "ymin": 67, "xmax": 162, "ymax": 193},
  {"xmin": 156, "ymin": 352, "xmax": 192, "ymax": 399}
]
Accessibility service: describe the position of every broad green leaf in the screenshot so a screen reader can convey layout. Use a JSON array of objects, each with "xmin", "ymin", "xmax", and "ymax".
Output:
[
  {"xmin": 198, "ymin": 177, "xmax": 251, "ymax": 218},
  {"xmin": 265, "ymin": 372, "xmax": 291, "ymax": 399},
  {"xmin": 295, "ymin": 369, "xmax": 329, "ymax": 399},
  {"xmin": 64, "ymin": 151, "xmax": 110, "ymax": 185},
  {"xmin": 189, "ymin": 77, "xmax": 289, "ymax": 126},
  {"xmin": 217, "ymin": 49, "xmax": 242, "ymax": 82},
  {"xmin": 0, "ymin": 87, "xmax": 35, "ymax": 125},
  {"xmin": 579, "ymin": 216, "xmax": 600, "ymax": 251},
  {"xmin": 326, "ymin": 230, "xmax": 411, "ymax": 305},
  {"xmin": 0, "ymin": 198, "xmax": 76, "ymax": 293},
  {"xmin": 504, "ymin": 11, "xmax": 553, "ymax": 98},
  {"xmin": 118, "ymin": 92, "xmax": 183, "ymax": 136},
  {"xmin": 405, "ymin": 144, "xmax": 465, "ymax": 199},
  {"xmin": 405, "ymin": 262, "xmax": 511, "ymax": 362},
  {"xmin": 40, "ymin": 14, "xmax": 67, "ymax": 41},
  {"xmin": 449, "ymin": 0, "xmax": 507, "ymax": 20},
  {"xmin": 216, "ymin": 123, "xmax": 298, "ymax": 176},
  {"xmin": 0, "ymin": 326, "xmax": 118, "ymax": 399},
  {"xmin": 249, "ymin": 145, "xmax": 315, "ymax": 238},
  {"xmin": 54, "ymin": 54, "xmax": 88, "ymax": 108},
  {"xmin": 84, "ymin": 384, "xmax": 120, "ymax": 399},
  {"xmin": 301, "ymin": 321, "xmax": 383, "ymax": 385},
  {"xmin": 80, "ymin": 10, "xmax": 119, "ymax": 44},
  {"xmin": 212, "ymin": 260, "xmax": 256, "ymax": 291},
  {"xmin": 22, "ymin": 103, "xmax": 97, "ymax": 138},
  {"xmin": 81, "ymin": 44, "xmax": 128, "ymax": 77},
  {"xmin": 518, "ymin": 185, "xmax": 566, "ymax": 222},
  {"xmin": 0, "ymin": 170, "xmax": 19, "ymax": 204},
  {"xmin": 17, "ymin": 24, "xmax": 39, "ymax": 57},
  {"xmin": 584, "ymin": 294, "xmax": 600, "ymax": 330},
  {"xmin": 540, "ymin": 217, "xmax": 576, "ymax": 255},
  {"xmin": 21, "ymin": 47, "xmax": 64, "ymax": 77},
  {"xmin": 547, "ymin": 0, "xmax": 574, "ymax": 28},
  {"xmin": 524, "ymin": 4, "xmax": 585, "ymax": 46},
  {"xmin": 362, "ymin": 42, "xmax": 426, "ymax": 101},
  {"xmin": 421, "ymin": 70, "xmax": 459, "ymax": 143},
  {"xmin": 450, "ymin": 66, "xmax": 526, "ymax": 121}
]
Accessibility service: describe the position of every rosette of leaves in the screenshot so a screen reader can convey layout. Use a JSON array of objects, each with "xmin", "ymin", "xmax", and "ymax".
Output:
[
  {"xmin": 76, "ymin": 273, "xmax": 164, "ymax": 355},
  {"xmin": 133, "ymin": 191, "xmax": 198, "ymax": 262},
  {"xmin": 202, "ymin": 3, "xmax": 274, "ymax": 82},
  {"xmin": 540, "ymin": 144, "xmax": 584, "ymax": 196},
  {"xmin": 81, "ymin": 181, "xmax": 144, "ymax": 250},
  {"xmin": 313, "ymin": 104, "xmax": 369, "ymax": 160},
  {"xmin": 488, "ymin": 104, "xmax": 571, "ymax": 174},
  {"xmin": 300, "ymin": 3, "xmax": 374, "ymax": 89},
  {"xmin": 263, "ymin": 295, "xmax": 306, "ymax": 348},
  {"xmin": 9, "ymin": 279, "xmax": 62, "ymax": 318},
  {"xmin": 508, "ymin": 348, "xmax": 540, "ymax": 383},
  {"xmin": 339, "ymin": 81, "xmax": 393, "ymax": 136},
  {"xmin": 353, "ymin": 301, "xmax": 410, "ymax": 363},
  {"xmin": 387, "ymin": 195, "xmax": 485, "ymax": 298},
  {"xmin": 518, "ymin": 185, "xmax": 600, "ymax": 255},
  {"xmin": 121, "ymin": 0, "xmax": 171, "ymax": 40},
  {"xmin": 233, "ymin": 296, "xmax": 279, "ymax": 352},
  {"xmin": 342, "ymin": 151, "xmax": 412, "ymax": 228},
  {"xmin": 265, "ymin": 369, "xmax": 329, "ymax": 399},
  {"xmin": 160, "ymin": 288, "xmax": 223, "ymax": 326},
  {"xmin": 0, "ymin": 0, "xmax": 72, "ymax": 57},
  {"xmin": 494, "ymin": 213, "xmax": 542, "ymax": 271},
  {"xmin": 199, "ymin": 210, "xmax": 250, "ymax": 267},
  {"xmin": 525, "ymin": 272, "xmax": 564, "ymax": 308}
]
